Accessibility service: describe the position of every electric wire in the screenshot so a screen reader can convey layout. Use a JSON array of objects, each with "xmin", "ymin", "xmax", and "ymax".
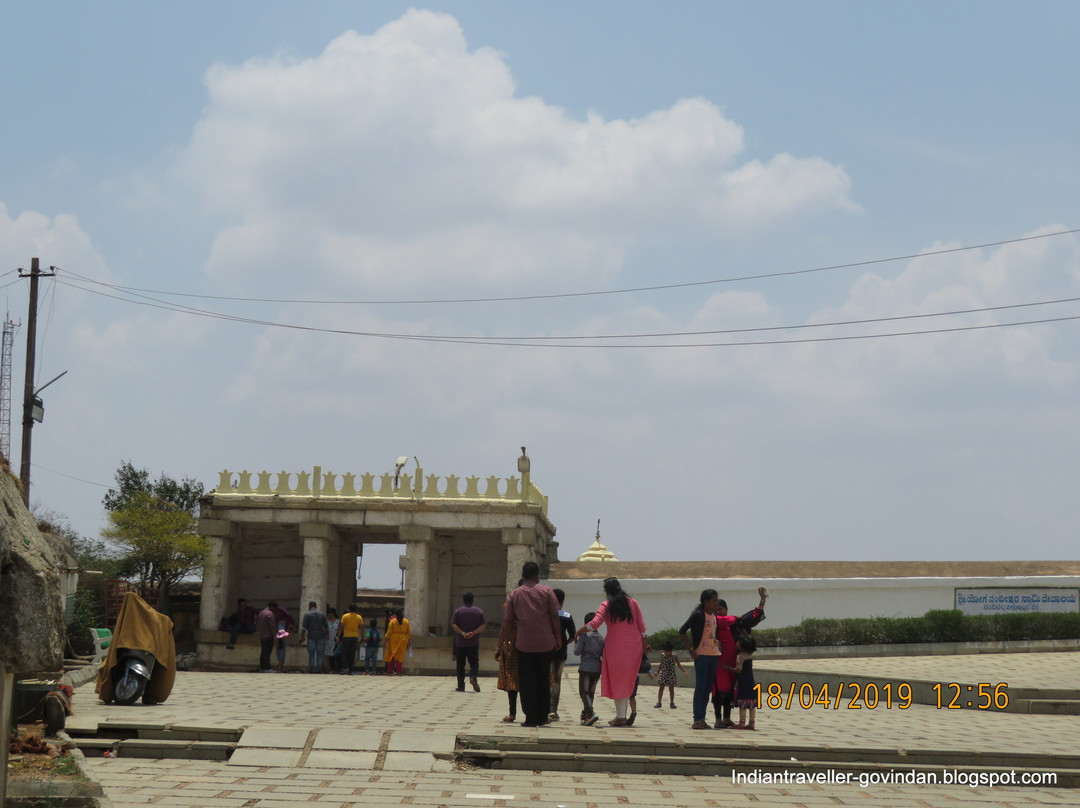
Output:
[
  {"xmin": 32, "ymin": 225, "xmax": 1080, "ymax": 348},
  {"xmin": 54, "ymin": 227, "xmax": 1080, "ymax": 306},
  {"xmin": 32, "ymin": 463, "xmax": 111, "ymax": 488},
  {"xmin": 37, "ymin": 276, "xmax": 57, "ymax": 382},
  {"xmin": 52, "ymin": 275, "xmax": 1080, "ymax": 348},
  {"xmin": 51, "ymin": 268, "xmax": 1080, "ymax": 342}
]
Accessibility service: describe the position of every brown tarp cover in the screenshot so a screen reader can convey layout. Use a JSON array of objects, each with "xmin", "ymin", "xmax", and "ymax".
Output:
[{"xmin": 95, "ymin": 592, "xmax": 176, "ymax": 704}]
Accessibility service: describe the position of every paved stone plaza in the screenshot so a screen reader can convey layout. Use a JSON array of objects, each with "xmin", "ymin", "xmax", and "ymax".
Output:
[{"xmin": 69, "ymin": 652, "xmax": 1079, "ymax": 807}]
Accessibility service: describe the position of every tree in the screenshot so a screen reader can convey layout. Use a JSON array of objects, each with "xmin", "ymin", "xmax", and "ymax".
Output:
[
  {"xmin": 32, "ymin": 508, "xmax": 123, "ymax": 653},
  {"xmin": 103, "ymin": 460, "xmax": 204, "ymax": 515},
  {"xmin": 101, "ymin": 462, "xmax": 209, "ymax": 613},
  {"xmin": 102, "ymin": 492, "xmax": 209, "ymax": 613}
]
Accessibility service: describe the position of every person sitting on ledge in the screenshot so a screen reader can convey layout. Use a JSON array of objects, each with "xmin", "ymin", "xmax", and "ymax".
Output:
[{"xmin": 226, "ymin": 597, "xmax": 257, "ymax": 649}]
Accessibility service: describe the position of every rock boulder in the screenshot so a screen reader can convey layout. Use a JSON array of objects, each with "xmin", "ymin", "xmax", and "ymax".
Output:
[{"xmin": 0, "ymin": 463, "xmax": 65, "ymax": 674}]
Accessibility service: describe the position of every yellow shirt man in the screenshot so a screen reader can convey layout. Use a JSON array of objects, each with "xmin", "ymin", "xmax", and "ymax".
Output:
[
  {"xmin": 339, "ymin": 610, "xmax": 364, "ymax": 638},
  {"xmin": 337, "ymin": 607, "xmax": 365, "ymax": 674}
]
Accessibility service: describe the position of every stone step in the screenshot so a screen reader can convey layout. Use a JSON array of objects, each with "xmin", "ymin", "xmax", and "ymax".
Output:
[
  {"xmin": 459, "ymin": 748, "xmax": 1080, "ymax": 787},
  {"xmin": 74, "ymin": 736, "xmax": 235, "ymax": 761},
  {"xmin": 460, "ymin": 733, "xmax": 1080, "ymax": 786},
  {"xmin": 1027, "ymin": 699, "xmax": 1080, "ymax": 715},
  {"xmin": 66, "ymin": 721, "xmax": 242, "ymax": 743},
  {"xmin": 67, "ymin": 721, "xmax": 243, "ymax": 762},
  {"xmin": 464, "ymin": 733, "xmax": 1080, "ymax": 771}
]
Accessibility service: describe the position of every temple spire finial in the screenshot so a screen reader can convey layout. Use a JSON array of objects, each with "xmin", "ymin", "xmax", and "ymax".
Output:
[{"xmin": 577, "ymin": 518, "xmax": 618, "ymax": 562}]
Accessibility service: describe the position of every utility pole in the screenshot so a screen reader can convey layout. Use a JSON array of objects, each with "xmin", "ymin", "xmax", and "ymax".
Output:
[{"xmin": 18, "ymin": 257, "xmax": 56, "ymax": 506}]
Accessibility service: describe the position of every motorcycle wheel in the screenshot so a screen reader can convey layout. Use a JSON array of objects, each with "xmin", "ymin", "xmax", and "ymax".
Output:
[{"xmin": 113, "ymin": 668, "xmax": 148, "ymax": 705}]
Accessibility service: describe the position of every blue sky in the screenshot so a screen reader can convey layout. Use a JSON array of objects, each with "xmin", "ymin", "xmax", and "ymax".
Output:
[{"xmin": 2, "ymin": 3, "xmax": 1079, "ymax": 587}]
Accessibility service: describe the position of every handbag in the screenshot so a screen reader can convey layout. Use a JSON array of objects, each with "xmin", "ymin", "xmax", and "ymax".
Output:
[{"xmin": 639, "ymin": 653, "xmax": 651, "ymax": 674}]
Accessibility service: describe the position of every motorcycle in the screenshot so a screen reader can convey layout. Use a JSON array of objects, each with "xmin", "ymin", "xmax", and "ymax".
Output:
[
  {"xmin": 111, "ymin": 648, "xmax": 157, "ymax": 705},
  {"xmin": 95, "ymin": 592, "xmax": 176, "ymax": 706}
]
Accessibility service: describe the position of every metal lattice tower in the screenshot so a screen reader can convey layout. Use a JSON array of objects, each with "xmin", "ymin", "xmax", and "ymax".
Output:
[{"xmin": 0, "ymin": 317, "xmax": 15, "ymax": 463}]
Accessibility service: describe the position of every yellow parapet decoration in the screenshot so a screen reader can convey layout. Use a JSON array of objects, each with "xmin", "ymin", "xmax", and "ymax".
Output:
[{"xmin": 213, "ymin": 465, "xmax": 548, "ymax": 517}]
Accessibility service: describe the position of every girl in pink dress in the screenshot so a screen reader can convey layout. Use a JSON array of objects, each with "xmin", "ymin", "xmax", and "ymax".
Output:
[{"xmin": 575, "ymin": 577, "xmax": 648, "ymax": 727}]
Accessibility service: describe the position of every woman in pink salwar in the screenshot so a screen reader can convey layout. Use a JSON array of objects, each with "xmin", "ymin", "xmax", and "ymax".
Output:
[{"xmin": 575, "ymin": 577, "xmax": 648, "ymax": 727}]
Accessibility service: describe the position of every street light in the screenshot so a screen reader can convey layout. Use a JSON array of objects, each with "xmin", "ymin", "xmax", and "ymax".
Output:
[{"xmin": 20, "ymin": 369, "xmax": 66, "ymax": 504}]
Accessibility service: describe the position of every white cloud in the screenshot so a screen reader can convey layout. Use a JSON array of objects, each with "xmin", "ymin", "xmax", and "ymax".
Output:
[
  {"xmin": 597, "ymin": 227, "xmax": 1080, "ymax": 415},
  {"xmin": 715, "ymin": 228, "xmax": 1077, "ymax": 418},
  {"xmin": 0, "ymin": 202, "xmax": 113, "ymax": 285},
  {"xmin": 175, "ymin": 10, "xmax": 855, "ymax": 292},
  {"xmin": 15, "ymin": 11, "xmax": 1080, "ymax": 573}
]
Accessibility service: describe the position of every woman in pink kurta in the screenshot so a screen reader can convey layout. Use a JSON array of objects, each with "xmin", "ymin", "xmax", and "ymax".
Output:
[{"xmin": 576, "ymin": 577, "xmax": 648, "ymax": 727}]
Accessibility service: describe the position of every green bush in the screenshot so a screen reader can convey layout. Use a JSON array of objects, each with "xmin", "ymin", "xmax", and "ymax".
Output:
[
  {"xmin": 647, "ymin": 628, "xmax": 681, "ymax": 650},
  {"xmin": 66, "ymin": 535, "xmax": 123, "ymax": 655},
  {"xmin": 751, "ymin": 609, "xmax": 1080, "ymax": 647}
]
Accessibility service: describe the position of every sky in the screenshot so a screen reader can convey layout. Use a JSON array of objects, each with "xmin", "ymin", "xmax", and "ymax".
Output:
[{"xmin": 2, "ymin": 2, "xmax": 1079, "ymax": 587}]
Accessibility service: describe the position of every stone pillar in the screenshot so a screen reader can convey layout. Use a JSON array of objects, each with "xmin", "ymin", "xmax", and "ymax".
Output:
[
  {"xmin": 198, "ymin": 519, "xmax": 235, "ymax": 631},
  {"xmin": 502, "ymin": 527, "xmax": 538, "ymax": 592},
  {"xmin": 401, "ymin": 525, "xmax": 434, "ymax": 634},
  {"xmin": 433, "ymin": 543, "xmax": 453, "ymax": 635},
  {"xmin": 517, "ymin": 448, "xmax": 531, "ymax": 502},
  {"xmin": 299, "ymin": 523, "xmax": 334, "ymax": 615},
  {"xmin": 335, "ymin": 539, "xmax": 359, "ymax": 613}
]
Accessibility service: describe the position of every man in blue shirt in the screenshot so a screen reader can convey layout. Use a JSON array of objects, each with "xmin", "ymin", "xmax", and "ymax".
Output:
[
  {"xmin": 300, "ymin": 601, "xmax": 330, "ymax": 674},
  {"xmin": 451, "ymin": 592, "xmax": 487, "ymax": 692}
]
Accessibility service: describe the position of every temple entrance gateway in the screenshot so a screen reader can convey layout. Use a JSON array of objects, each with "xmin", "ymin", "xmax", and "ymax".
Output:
[{"xmin": 195, "ymin": 453, "xmax": 557, "ymax": 672}]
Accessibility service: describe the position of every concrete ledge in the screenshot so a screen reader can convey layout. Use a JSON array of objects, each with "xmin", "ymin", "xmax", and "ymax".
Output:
[
  {"xmin": 461, "ymin": 734, "xmax": 1080, "ymax": 771},
  {"xmin": 755, "ymin": 638, "xmax": 1080, "ymax": 659},
  {"xmin": 74, "ymin": 737, "xmax": 235, "ymax": 760},
  {"xmin": 1028, "ymin": 699, "xmax": 1080, "ymax": 715},
  {"xmin": 461, "ymin": 749, "xmax": 1080, "ymax": 786},
  {"xmin": 60, "ymin": 659, "xmax": 101, "ymax": 690},
  {"xmin": 135, "ymin": 726, "xmax": 240, "ymax": 742},
  {"xmin": 757, "ymin": 668, "xmax": 1080, "ymax": 714},
  {"xmin": 6, "ymin": 736, "xmax": 104, "ymax": 808},
  {"xmin": 6, "ymin": 778, "xmax": 104, "ymax": 807}
]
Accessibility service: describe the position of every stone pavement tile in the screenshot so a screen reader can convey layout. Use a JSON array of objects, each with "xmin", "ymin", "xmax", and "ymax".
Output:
[
  {"xmin": 110, "ymin": 785, "xmax": 227, "ymax": 801},
  {"xmin": 65, "ymin": 714, "xmax": 100, "ymax": 733},
  {"xmin": 761, "ymin": 651, "xmax": 1080, "ymax": 692},
  {"xmin": 237, "ymin": 727, "xmax": 311, "ymax": 747},
  {"xmin": 387, "ymin": 729, "xmax": 458, "ymax": 754},
  {"xmin": 258, "ymin": 783, "xmax": 363, "ymax": 798},
  {"xmin": 313, "ymin": 728, "xmax": 385, "ymax": 750},
  {"xmin": 227, "ymin": 747, "xmax": 303, "ymax": 767},
  {"xmin": 382, "ymin": 750, "xmax": 447, "ymax": 771},
  {"xmin": 78, "ymin": 757, "xmax": 1078, "ymax": 808},
  {"xmin": 304, "ymin": 749, "xmax": 378, "ymax": 768},
  {"xmin": 226, "ymin": 772, "xmax": 307, "ymax": 783},
  {"xmin": 106, "ymin": 799, "xmax": 253, "ymax": 808},
  {"xmin": 250, "ymin": 782, "xmax": 353, "ymax": 797},
  {"xmin": 71, "ymin": 663, "xmax": 1080, "ymax": 808}
]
